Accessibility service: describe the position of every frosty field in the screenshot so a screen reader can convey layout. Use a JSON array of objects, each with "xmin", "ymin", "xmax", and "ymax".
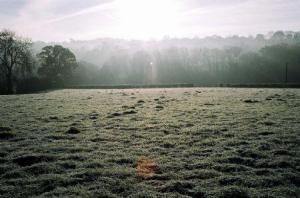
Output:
[{"xmin": 0, "ymin": 88, "xmax": 299, "ymax": 198}]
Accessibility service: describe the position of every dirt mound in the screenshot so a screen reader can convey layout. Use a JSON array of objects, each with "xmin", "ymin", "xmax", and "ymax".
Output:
[
  {"xmin": 13, "ymin": 155, "xmax": 55, "ymax": 167},
  {"xmin": 0, "ymin": 126, "xmax": 12, "ymax": 132},
  {"xmin": 0, "ymin": 127, "xmax": 15, "ymax": 140},
  {"xmin": 66, "ymin": 127, "xmax": 81, "ymax": 134},
  {"xmin": 0, "ymin": 132, "xmax": 15, "ymax": 140},
  {"xmin": 243, "ymin": 99, "xmax": 259, "ymax": 103}
]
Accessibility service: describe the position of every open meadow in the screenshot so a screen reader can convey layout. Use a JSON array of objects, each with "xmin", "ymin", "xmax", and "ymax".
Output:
[{"xmin": 0, "ymin": 88, "xmax": 299, "ymax": 198}]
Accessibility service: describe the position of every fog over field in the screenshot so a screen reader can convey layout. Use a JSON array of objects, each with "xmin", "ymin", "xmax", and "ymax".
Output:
[
  {"xmin": 32, "ymin": 33, "xmax": 300, "ymax": 86},
  {"xmin": 0, "ymin": 0, "xmax": 300, "ymax": 198}
]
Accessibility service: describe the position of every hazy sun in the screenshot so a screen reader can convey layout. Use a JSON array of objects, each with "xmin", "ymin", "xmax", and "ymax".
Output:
[{"xmin": 115, "ymin": 0, "xmax": 181, "ymax": 39}]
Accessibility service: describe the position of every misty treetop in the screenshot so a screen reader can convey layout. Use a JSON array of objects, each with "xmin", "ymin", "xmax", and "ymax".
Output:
[
  {"xmin": 33, "ymin": 31, "xmax": 300, "ymax": 67},
  {"xmin": 51, "ymin": 30, "xmax": 299, "ymax": 85},
  {"xmin": 37, "ymin": 45, "xmax": 77, "ymax": 85},
  {"xmin": 68, "ymin": 31, "xmax": 300, "ymax": 85}
]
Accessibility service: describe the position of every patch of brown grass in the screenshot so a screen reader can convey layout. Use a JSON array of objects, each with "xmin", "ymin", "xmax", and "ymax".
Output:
[{"xmin": 136, "ymin": 157, "xmax": 158, "ymax": 179}]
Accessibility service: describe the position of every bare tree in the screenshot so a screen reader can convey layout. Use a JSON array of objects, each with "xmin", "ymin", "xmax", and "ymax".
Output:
[{"xmin": 0, "ymin": 30, "xmax": 32, "ymax": 94}]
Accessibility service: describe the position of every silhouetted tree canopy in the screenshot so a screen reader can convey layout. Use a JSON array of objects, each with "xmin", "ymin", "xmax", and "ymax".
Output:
[
  {"xmin": 0, "ymin": 30, "xmax": 33, "ymax": 94},
  {"xmin": 37, "ymin": 45, "xmax": 77, "ymax": 86}
]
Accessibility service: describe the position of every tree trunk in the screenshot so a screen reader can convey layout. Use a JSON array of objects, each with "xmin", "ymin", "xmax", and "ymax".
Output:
[{"xmin": 6, "ymin": 72, "xmax": 13, "ymax": 94}]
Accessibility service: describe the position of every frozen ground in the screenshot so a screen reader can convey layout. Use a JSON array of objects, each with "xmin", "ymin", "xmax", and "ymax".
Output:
[{"xmin": 0, "ymin": 88, "xmax": 299, "ymax": 197}]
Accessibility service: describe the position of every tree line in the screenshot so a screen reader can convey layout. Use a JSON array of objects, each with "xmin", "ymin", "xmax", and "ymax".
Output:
[
  {"xmin": 0, "ymin": 30, "xmax": 77, "ymax": 94},
  {"xmin": 73, "ymin": 43, "xmax": 300, "ymax": 85},
  {"xmin": 1, "ymin": 29, "xmax": 300, "ymax": 94}
]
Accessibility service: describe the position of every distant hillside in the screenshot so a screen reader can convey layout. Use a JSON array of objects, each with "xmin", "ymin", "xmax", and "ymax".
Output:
[{"xmin": 33, "ymin": 31, "xmax": 300, "ymax": 67}]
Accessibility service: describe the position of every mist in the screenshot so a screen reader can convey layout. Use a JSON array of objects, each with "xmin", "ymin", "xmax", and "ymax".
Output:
[{"xmin": 30, "ymin": 31, "xmax": 300, "ymax": 87}]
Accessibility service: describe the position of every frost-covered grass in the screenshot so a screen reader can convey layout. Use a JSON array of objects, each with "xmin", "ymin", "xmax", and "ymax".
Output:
[{"xmin": 0, "ymin": 88, "xmax": 299, "ymax": 198}]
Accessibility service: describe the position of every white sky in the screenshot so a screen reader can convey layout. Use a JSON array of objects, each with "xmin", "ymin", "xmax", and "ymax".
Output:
[{"xmin": 0, "ymin": 0, "xmax": 300, "ymax": 41}]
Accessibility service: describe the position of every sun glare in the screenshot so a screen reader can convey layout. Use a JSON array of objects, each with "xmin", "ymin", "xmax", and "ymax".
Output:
[{"xmin": 115, "ymin": 0, "xmax": 181, "ymax": 39}]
